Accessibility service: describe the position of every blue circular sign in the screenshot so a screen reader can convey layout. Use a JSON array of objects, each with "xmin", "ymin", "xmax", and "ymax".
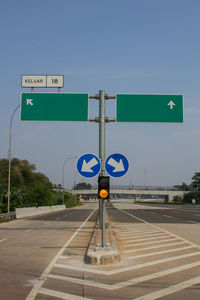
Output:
[
  {"xmin": 77, "ymin": 153, "xmax": 101, "ymax": 178},
  {"xmin": 105, "ymin": 153, "xmax": 129, "ymax": 177}
]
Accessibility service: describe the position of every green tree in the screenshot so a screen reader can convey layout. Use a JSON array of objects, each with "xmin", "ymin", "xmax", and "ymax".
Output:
[{"xmin": 74, "ymin": 182, "xmax": 92, "ymax": 190}]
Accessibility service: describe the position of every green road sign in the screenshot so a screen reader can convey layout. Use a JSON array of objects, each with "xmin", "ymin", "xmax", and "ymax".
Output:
[
  {"xmin": 21, "ymin": 93, "xmax": 88, "ymax": 121},
  {"xmin": 116, "ymin": 94, "xmax": 183, "ymax": 123}
]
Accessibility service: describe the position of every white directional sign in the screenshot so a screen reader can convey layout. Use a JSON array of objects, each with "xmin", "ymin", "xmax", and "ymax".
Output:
[
  {"xmin": 21, "ymin": 75, "xmax": 64, "ymax": 88},
  {"xmin": 105, "ymin": 153, "xmax": 129, "ymax": 177},
  {"xmin": 77, "ymin": 154, "xmax": 101, "ymax": 178}
]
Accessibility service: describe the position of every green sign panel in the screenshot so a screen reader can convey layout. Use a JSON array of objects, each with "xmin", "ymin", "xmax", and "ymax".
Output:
[
  {"xmin": 21, "ymin": 93, "xmax": 88, "ymax": 121},
  {"xmin": 116, "ymin": 94, "xmax": 183, "ymax": 123}
]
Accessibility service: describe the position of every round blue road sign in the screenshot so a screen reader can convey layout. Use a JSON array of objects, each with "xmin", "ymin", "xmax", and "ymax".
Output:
[
  {"xmin": 77, "ymin": 153, "xmax": 101, "ymax": 178},
  {"xmin": 105, "ymin": 153, "xmax": 129, "ymax": 177}
]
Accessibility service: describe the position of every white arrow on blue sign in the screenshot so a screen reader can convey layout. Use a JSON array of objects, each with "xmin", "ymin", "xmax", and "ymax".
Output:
[
  {"xmin": 77, "ymin": 153, "xmax": 101, "ymax": 178},
  {"xmin": 105, "ymin": 153, "xmax": 129, "ymax": 177}
]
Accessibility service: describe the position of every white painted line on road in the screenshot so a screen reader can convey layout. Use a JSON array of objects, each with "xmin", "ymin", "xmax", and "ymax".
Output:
[
  {"xmin": 163, "ymin": 214, "xmax": 172, "ymax": 218},
  {"xmin": 39, "ymin": 288, "xmax": 93, "ymax": 300},
  {"xmin": 121, "ymin": 232, "xmax": 166, "ymax": 239},
  {"xmin": 49, "ymin": 260, "xmax": 200, "ymax": 291},
  {"xmin": 123, "ymin": 237, "xmax": 178, "ymax": 247},
  {"xmin": 0, "ymin": 238, "xmax": 6, "ymax": 243},
  {"xmin": 25, "ymin": 209, "xmax": 96, "ymax": 300},
  {"xmin": 117, "ymin": 208, "xmax": 200, "ymax": 251},
  {"xmin": 55, "ymin": 252, "xmax": 200, "ymax": 276},
  {"xmin": 119, "ymin": 230, "xmax": 162, "ymax": 237},
  {"xmin": 127, "ymin": 245, "xmax": 195, "ymax": 259},
  {"xmin": 133, "ymin": 275, "xmax": 200, "ymax": 300},
  {"xmin": 125, "ymin": 234, "xmax": 170, "ymax": 244},
  {"xmin": 124, "ymin": 241, "xmax": 186, "ymax": 253},
  {"xmin": 189, "ymin": 220, "xmax": 199, "ymax": 224},
  {"xmin": 59, "ymin": 255, "xmax": 70, "ymax": 259},
  {"xmin": 25, "ymin": 228, "xmax": 34, "ymax": 232}
]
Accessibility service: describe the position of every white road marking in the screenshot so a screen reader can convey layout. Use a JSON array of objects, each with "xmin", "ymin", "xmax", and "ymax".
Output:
[
  {"xmin": 189, "ymin": 221, "xmax": 199, "ymax": 224},
  {"xmin": 54, "ymin": 252, "xmax": 200, "ymax": 276},
  {"xmin": 127, "ymin": 245, "xmax": 195, "ymax": 259},
  {"xmin": 25, "ymin": 209, "xmax": 96, "ymax": 300},
  {"xmin": 39, "ymin": 288, "xmax": 93, "ymax": 300},
  {"xmin": 133, "ymin": 275, "xmax": 200, "ymax": 300},
  {"xmin": 25, "ymin": 228, "xmax": 34, "ymax": 232},
  {"xmin": 122, "ymin": 232, "xmax": 167, "ymax": 239},
  {"xmin": 119, "ymin": 230, "xmax": 162, "ymax": 238},
  {"xmin": 124, "ymin": 241, "xmax": 186, "ymax": 253},
  {"xmin": 0, "ymin": 238, "xmax": 6, "ymax": 243},
  {"xmin": 163, "ymin": 214, "xmax": 172, "ymax": 218},
  {"xmin": 123, "ymin": 237, "xmax": 178, "ymax": 247},
  {"xmin": 59, "ymin": 255, "xmax": 70, "ymax": 259},
  {"xmin": 117, "ymin": 208, "xmax": 200, "ymax": 251},
  {"xmin": 49, "ymin": 260, "xmax": 200, "ymax": 291},
  {"xmin": 125, "ymin": 234, "xmax": 170, "ymax": 244}
]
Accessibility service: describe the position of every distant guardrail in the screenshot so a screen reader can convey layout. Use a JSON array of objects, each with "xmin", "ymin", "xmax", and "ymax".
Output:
[{"xmin": 0, "ymin": 212, "xmax": 16, "ymax": 221}]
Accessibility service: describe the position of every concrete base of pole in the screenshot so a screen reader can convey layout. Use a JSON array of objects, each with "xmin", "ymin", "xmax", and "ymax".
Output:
[{"xmin": 86, "ymin": 210, "xmax": 120, "ymax": 265}]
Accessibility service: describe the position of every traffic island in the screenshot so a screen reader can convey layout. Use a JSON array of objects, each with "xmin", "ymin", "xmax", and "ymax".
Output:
[{"xmin": 86, "ymin": 213, "xmax": 120, "ymax": 265}]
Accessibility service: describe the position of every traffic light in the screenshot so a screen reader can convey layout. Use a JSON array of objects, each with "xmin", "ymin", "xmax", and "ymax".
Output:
[{"xmin": 98, "ymin": 176, "xmax": 110, "ymax": 199}]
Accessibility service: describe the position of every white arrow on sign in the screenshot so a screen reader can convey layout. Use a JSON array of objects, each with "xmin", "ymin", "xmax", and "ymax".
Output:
[
  {"xmin": 81, "ymin": 158, "xmax": 98, "ymax": 173},
  {"xmin": 107, "ymin": 158, "xmax": 125, "ymax": 172},
  {"xmin": 26, "ymin": 99, "xmax": 34, "ymax": 106},
  {"xmin": 168, "ymin": 100, "xmax": 175, "ymax": 109}
]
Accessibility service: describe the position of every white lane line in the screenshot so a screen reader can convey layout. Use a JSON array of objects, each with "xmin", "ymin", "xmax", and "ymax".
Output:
[
  {"xmin": 39, "ymin": 288, "xmax": 93, "ymax": 300},
  {"xmin": 189, "ymin": 220, "xmax": 199, "ymax": 224},
  {"xmin": 123, "ymin": 237, "xmax": 178, "ymax": 247},
  {"xmin": 119, "ymin": 230, "xmax": 162, "ymax": 237},
  {"xmin": 54, "ymin": 252, "xmax": 200, "ymax": 276},
  {"xmin": 117, "ymin": 208, "xmax": 200, "ymax": 251},
  {"xmin": 119, "ymin": 228, "xmax": 153, "ymax": 233},
  {"xmin": 0, "ymin": 238, "xmax": 6, "ymax": 243},
  {"xmin": 124, "ymin": 235, "xmax": 170, "ymax": 244},
  {"xmin": 25, "ymin": 209, "xmax": 96, "ymax": 300},
  {"xmin": 121, "ymin": 232, "xmax": 166, "ymax": 239},
  {"xmin": 163, "ymin": 214, "xmax": 172, "ymax": 218},
  {"xmin": 59, "ymin": 256, "xmax": 70, "ymax": 259},
  {"xmin": 127, "ymin": 245, "xmax": 195, "ymax": 259},
  {"xmin": 25, "ymin": 227, "xmax": 34, "ymax": 232},
  {"xmin": 133, "ymin": 275, "xmax": 200, "ymax": 300},
  {"xmin": 124, "ymin": 241, "xmax": 186, "ymax": 253},
  {"xmin": 49, "ymin": 260, "xmax": 200, "ymax": 291}
]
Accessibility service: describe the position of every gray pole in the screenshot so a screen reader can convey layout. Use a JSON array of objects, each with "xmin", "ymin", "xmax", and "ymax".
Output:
[
  {"xmin": 62, "ymin": 156, "xmax": 77, "ymax": 205},
  {"xmin": 7, "ymin": 104, "xmax": 20, "ymax": 213},
  {"xmin": 99, "ymin": 90, "xmax": 106, "ymax": 248}
]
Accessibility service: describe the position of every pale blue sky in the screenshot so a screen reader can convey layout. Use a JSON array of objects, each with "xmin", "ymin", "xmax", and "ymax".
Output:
[{"xmin": 1, "ymin": 0, "xmax": 200, "ymax": 187}]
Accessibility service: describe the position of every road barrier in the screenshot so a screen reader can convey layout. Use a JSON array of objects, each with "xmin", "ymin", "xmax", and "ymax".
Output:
[
  {"xmin": 0, "ymin": 212, "xmax": 16, "ymax": 221},
  {"xmin": 15, "ymin": 205, "xmax": 65, "ymax": 219}
]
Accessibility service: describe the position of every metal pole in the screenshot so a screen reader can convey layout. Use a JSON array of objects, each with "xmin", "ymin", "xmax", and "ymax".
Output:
[
  {"xmin": 62, "ymin": 156, "xmax": 77, "ymax": 205},
  {"xmin": 7, "ymin": 104, "xmax": 20, "ymax": 213},
  {"xmin": 99, "ymin": 90, "xmax": 106, "ymax": 248}
]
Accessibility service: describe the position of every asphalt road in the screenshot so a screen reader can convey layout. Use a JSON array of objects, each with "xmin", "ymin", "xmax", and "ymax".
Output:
[
  {"xmin": 0, "ymin": 202, "xmax": 98, "ymax": 300},
  {"xmin": 1, "ymin": 200, "xmax": 200, "ymax": 300}
]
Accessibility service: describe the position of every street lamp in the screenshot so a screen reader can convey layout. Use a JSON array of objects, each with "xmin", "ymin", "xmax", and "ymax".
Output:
[
  {"xmin": 7, "ymin": 104, "xmax": 20, "ymax": 213},
  {"xmin": 62, "ymin": 156, "xmax": 77, "ymax": 205}
]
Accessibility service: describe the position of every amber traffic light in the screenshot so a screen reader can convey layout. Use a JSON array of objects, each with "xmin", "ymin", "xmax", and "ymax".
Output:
[{"xmin": 98, "ymin": 176, "xmax": 110, "ymax": 199}]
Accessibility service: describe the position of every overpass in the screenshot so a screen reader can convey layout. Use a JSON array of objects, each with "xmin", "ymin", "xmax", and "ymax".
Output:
[{"xmin": 70, "ymin": 185, "xmax": 185, "ymax": 202}]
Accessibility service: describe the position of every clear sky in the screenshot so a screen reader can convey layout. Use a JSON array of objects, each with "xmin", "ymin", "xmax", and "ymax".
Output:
[{"xmin": 1, "ymin": 0, "xmax": 200, "ymax": 188}]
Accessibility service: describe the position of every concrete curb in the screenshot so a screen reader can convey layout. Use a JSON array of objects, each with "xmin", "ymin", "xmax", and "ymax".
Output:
[{"xmin": 86, "ymin": 208, "xmax": 120, "ymax": 265}]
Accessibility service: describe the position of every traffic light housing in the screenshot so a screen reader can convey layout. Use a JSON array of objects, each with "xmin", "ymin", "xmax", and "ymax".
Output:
[{"xmin": 98, "ymin": 176, "xmax": 110, "ymax": 199}]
